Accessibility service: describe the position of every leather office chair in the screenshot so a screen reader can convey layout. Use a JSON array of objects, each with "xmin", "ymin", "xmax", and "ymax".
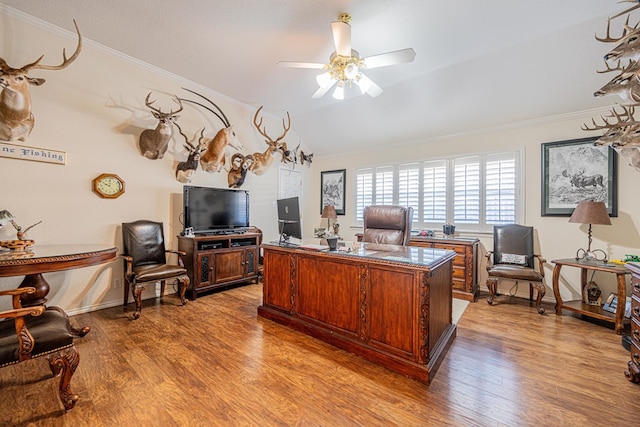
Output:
[
  {"xmin": 486, "ymin": 224, "xmax": 546, "ymax": 314},
  {"xmin": 0, "ymin": 287, "xmax": 80, "ymax": 410},
  {"xmin": 362, "ymin": 205, "xmax": 414, "ymax": 246},
  {"xmin": 121, "ymin": 220, "xmax": 189, "ymax": 320}
]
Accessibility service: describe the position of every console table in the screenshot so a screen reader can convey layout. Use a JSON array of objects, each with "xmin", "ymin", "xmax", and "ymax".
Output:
[
  {"xmin": 552, "ymin": 258, "xmax": 630, "ymax": 334},
  {"xmin": 258, "ymin": 242, "xmax": 456, "ymax": 384},
  {"xmin": 0, "ymin": 244, "xmax": 117, "ymax": 336}
]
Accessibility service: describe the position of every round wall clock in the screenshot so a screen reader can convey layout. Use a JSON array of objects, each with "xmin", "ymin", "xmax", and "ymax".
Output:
[{"xmin": 93, "ymin": 173, "xmax": 125, "ymax": 199}]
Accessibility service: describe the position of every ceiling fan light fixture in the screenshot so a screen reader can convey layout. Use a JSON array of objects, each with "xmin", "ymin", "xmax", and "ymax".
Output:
[
  {"xmin": 344, "ymin": 62, "xmax": 359, "ymax": 80},
  {"xmin": 356, "ymin": 74, "xmax": 373, "ymax": 94},
  {"xmin": 332, "ymin": 84, "xmax": 345, "ymax": 100}
]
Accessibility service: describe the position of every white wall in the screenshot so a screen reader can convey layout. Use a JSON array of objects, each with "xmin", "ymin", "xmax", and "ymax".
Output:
[
  {"xmin": 0, "ymin": 11, "xmax": 314, "ymax": 313},
  {"xmin": 307, "ymin": 115, "xmax": 640, "ymax": 303}
]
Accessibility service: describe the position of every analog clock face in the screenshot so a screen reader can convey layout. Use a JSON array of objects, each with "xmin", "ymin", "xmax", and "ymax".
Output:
[{"xmin": 93, "ymin": 174, "xmax": 125, "ymax": 198}]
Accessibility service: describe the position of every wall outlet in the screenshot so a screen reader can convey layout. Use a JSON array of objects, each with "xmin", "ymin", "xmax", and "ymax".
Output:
[{"xmin": 113, "ymin": 278, "xmax": 123, "ymax": 289}]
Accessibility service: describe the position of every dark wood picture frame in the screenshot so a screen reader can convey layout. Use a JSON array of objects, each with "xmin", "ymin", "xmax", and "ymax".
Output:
[
  {"xmin": 320, "ymin": 169, "xmax": 346, "ymax": 215},
  {"xmin": 541, "ymin": 137, "xmax": 617, "ymax": 216}
]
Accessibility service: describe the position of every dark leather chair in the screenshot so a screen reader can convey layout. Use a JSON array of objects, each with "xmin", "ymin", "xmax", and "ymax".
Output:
[
  {"xmin": 486, "ymin": 224, "xmax": 546, "ymax": 314},
  {"xmin": 362, "ymin": 205, "xmax": 414, "ymax": 246},
  {"xmin": 121, "ymin": 220, "xmax": 189, "ymax": 320},
  {"xmin": 0, "ymin": 287, "xmax": 79, "ymax": 410}
]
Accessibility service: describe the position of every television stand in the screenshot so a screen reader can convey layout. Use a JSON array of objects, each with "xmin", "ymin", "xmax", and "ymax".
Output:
[{"xmin": 178, "ymin": 229, "xmax": 261, "ymax": 300}]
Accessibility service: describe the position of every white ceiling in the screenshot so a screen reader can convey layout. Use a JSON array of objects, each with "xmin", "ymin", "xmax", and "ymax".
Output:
[{"xmin": 0, "ymin": 0, "xmax": 624, "ymax": 157}]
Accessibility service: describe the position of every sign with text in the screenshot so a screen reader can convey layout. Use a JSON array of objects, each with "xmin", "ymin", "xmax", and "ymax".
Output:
[{"xmin": 0, "ymin": 142, "xmax": 66, "ymax": 165}]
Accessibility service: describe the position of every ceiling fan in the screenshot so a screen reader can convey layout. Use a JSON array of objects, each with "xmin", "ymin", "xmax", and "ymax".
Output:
[{"xmin": 278, "ymin": 13, "xmax": 416, "ymax": 100}]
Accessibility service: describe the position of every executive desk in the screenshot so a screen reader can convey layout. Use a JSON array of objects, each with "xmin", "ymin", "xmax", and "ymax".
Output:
[
  {"xmin": 258, "ymin": 242, "xmax": 456, "ymax": 384},
  {"xmin": 0, "ymin": 244, "xmax": 117, "ymax": 335}
]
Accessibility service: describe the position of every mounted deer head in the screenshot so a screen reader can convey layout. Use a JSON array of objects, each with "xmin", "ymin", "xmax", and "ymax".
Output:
[
  {"xmin": 593, "ymin": 59, "xmax": 640, "ymax": 103},
  {"xmin": 598, "ymin": 15, "xmax": 640, "ymax": 63},
  {"xmin": 0, "ymin": 20, "xmax": 82, "ymax": 142},
  {"xmin": 250, "ymin": 106, "xmax": 291, "ymax": 175},
  {"xmin": 138, "ymin": 93, "xmax": 183, "ymax": 159},
  {"xmin": 175, "ymin": 123, "xmax": 206, "ymax": 183},
  {"xmin": 179, "ymin": 88, "xmax": 243, "ymax": 173}
]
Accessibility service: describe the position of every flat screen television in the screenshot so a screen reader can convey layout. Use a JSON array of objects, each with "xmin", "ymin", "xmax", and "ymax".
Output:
[
  {"xmin": 183, "ymin": 186, "xmax": 250, "ymax": 234},
  {"xmin": 277, "ymin": 197, "xmax": 302, "ymax": 242}
]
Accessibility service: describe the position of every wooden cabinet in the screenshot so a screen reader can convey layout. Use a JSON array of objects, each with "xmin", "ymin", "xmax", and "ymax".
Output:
[
  {"xmin": 178, "ymin": 231, "xmax": 260, "ymax": 299},
  {"xmin": 409, "ymin": 236, "xmax": 479, "ymax": 302},
  {"xmin": 356, "ymin": 233, "xmax": 479, "ymax": 302},
  {"xmin": 625, "ymin": 262, "xmax": 640, "ymax": 383}
]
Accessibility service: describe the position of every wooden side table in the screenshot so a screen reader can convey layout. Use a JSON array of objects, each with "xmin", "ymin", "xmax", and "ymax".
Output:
[{"xmin": 552, "ymin": 258, "xmax": 630, "ymax": 334}]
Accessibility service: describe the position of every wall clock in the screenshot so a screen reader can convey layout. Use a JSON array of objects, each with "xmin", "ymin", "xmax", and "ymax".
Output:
[{"xmin": 92, "ymin": 173, "xmax": 125, "ymax": 199}]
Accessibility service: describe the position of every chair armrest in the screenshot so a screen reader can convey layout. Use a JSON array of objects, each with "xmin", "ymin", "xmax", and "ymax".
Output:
[
  {"xmin": 0, "ymin": 305, "xmax": 45, "ymax": 320},
  {"xmin": 485, "ymin": 251, "xmax": 494, "ymax": 270},
  {"xmin": 166, "ymin": 249, "xmax": 187, "ymax": 267},
  {"xmin": 119, "ymin": 254, "xmax": 134, "ymax": 277},
  {"xmin": 533, "ymin": 254, "xmax": 546, "ymax": 277}
]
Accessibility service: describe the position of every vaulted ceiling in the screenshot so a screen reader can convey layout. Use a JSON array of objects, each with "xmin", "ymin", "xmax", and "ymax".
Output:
[{"xmin": 0, "ymin": 1, "xmax": 623, "ymax": 157}]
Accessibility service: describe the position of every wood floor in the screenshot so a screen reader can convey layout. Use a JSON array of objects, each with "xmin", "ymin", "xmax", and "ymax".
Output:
[{"xmin": 1, "ymin": 284, "xmax": 638, "ymax": 426}]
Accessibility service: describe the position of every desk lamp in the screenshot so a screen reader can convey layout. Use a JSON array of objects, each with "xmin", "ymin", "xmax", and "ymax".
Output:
[
  {"xmin": 568, "ymin": 200, "xmax": 611, "ymax": 261},
  {"xmin": 321, "ymin": 205, "xmax": 337, "ymax": 235}
]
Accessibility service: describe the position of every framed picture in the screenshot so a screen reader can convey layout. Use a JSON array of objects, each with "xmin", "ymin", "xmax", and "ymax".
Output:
[
  {"xmin": 320, "ymin": 169, "xmax": 346, "ymax": 215},
  {"xmin": 541, "ymin": 137, "xmax": 617, "ymax": 216}
]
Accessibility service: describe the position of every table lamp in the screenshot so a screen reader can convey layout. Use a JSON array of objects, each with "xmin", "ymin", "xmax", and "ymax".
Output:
[
  {"xmin": 321, "ymin": 205, "xmax": 337, "ymax": 235},
  {"xmin": 568, "ymin": 200, "xmax": 611, "ymax": 261}
]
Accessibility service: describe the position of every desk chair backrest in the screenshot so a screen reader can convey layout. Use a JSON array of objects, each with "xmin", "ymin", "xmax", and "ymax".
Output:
[
  {"xmin": 122, "ymin": 220, "xmax": 167, "ymax": 267},
  {"xmin": 493, "ymin": 224, "xmax": 534, "ymax": 268},
  {"xmin": 362, "ymin": 205, "xmax": 414, "ymax": 246}
]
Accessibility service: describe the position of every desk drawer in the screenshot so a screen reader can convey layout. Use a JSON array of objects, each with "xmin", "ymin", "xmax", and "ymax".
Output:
[
  {"xmin": 631, "ymin": 341, "xmax": 640, "ymax": 366},
  {"xmin": 632, "ymin": 317, "xmax": 640, "ymax": 348},
  {"xmin": 633, "ymin": 295, "xmax": 640, "ymax": 323}
]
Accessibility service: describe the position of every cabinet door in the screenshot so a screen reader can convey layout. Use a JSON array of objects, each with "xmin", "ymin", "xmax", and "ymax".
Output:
[
  {"xmin": 196, "ymin": 252, "xmax": 214, "ymax": 289},
  {"xmin": 213, "ymin": 249, "xmax": 245, "ymax": 283}
]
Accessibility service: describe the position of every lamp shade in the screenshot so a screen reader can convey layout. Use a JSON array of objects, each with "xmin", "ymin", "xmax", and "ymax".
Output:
[
  {"xmin": 568, "ymin": 201, "xmax": 611, "ymax": 225},
  {"xmin": 321, "ymin": 205, "xmax": 337, "ymax": 219}
]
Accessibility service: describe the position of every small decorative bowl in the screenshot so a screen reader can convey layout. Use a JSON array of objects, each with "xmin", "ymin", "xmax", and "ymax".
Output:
[{"xmin": 0, "ymin": 239, "xmax": 35, "ymax": 252}]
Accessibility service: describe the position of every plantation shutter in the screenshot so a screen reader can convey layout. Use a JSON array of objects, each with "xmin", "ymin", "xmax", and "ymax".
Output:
[
  {"xmin": 355, "ymin": 168, "xmax": 373, "ymax": 222},
  {"xmin": 485, "ymin": 152, "xmax": 517, "ymax": 224},
  {"xmin": 398, "ymin": 163, "xmax": 420, "ymax": 221},
  {"xmin": 375, "ymin": 166, "xmax": 394, "ymax": 205},
  {"xmin": 453, "ymin": 156, "xmax": 480, "ymax": 224},
  {"xmin": 422, "ymin": 160, "xmax": 447, "ymax": 223}
]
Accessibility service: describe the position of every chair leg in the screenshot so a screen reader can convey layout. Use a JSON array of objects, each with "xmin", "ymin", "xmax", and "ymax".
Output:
[
  {"xmin": 132, "ymin": 284, "xmax": 145, "ymax": 320},
  {"xmin": 487, "ymin": 277, "xmax": 498, "ymax": 305},
  {"xmin": 531, "ymin": 282, "xmax": 546, "ymax": 315},
  {"xmin": 160, "ymin": 280, "xmax": 166, "ymax": 300},
  {"xmin": 47, "ymin": 345, "xmax": 80, "ymax": 411},
  {"xmin": 178, "ymin": 275, "xmax": 189, "ymax": 306},
  {"xmin": 123, "ymin": 279, "xmax": 130, "ymax": 310}
]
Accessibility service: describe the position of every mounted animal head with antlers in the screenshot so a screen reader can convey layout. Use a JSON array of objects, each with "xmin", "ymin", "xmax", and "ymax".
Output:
[
  {"xmin": 250, "ymin": 106, "xmax": 291, "ymax": 175},
  {"xmin": 175, "ymin": 123, "xmax": 206, "ymax": 183},
  {"xmin": 179, "ymin": 88, "xmax": 243, "ymax": 173},
  {"xmin": 0, "ymin": 20, "xmax": 82, "ymax": 142},
  {"xmin": 138, "ymin": 93, "xmax": 183, "ymax": 160}
]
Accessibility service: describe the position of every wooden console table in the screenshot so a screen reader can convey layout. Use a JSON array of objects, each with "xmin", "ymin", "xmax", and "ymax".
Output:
[
  {"xmin": 552, "ymin": 258, "xmax": 630, "ymax": 334},
  {"xmin": 258, "ymin": 242, "xmax": 456, "ymax": 384},
  {"xmin": 0, "ymin": 245, "xmax": 117, "ymax": 336}
]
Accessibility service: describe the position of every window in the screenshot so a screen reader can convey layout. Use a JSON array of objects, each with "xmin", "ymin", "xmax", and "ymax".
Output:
[{"xmin": 355, "ymin": 150, "xmax": 522, "ymax": 232}]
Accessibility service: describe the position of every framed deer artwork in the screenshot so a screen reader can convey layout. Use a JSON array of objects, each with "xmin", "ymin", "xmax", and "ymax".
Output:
[
  {"xmin": 321, "ymin": 169, "xmax": 346, "ymax": 215},
  {"xmin": 541, "ymin": 137, "xmax": 618, "ymax": 216}
]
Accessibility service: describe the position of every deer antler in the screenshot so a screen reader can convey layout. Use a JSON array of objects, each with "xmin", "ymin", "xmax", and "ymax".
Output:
[
  {"xmin": 144, "ymin": 93, "xmax": 183, "ymax": 116},
  {"xmin": 22, "ymin": 20, "xmax": 82, "ymax": 71},
  {"xmin": 582, "ymin": 105, "xmax": 637, "ymax": 131},
  {"xmin": 597, "ymin": 59, "xmax": 623, "ymax": 74},
  {"xmin": 253, "ymin": 106, "xmax": 291, "ymax": 146}
]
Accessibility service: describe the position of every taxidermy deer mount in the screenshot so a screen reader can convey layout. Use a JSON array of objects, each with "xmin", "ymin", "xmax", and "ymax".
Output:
[
  {"xmin": 139, "ymin": 92, "xmax": 183, "ymax": 159},
  {"xmin": 0, "ymin": 20, "xmax": 82, "ymax": 142},
  {"xmin": 583, "ymin": 1, "xmax": 640, "ymax": 170},
  {"xmin": 251, "ymin": 106, "xmax": 291, "ymax": 175},
  {"xmin": 178, "ymin": 88, "xmax": 243, "ymax": 173},
  {"xmin": 174, "ymin": 123, "xmax": 206, "ymax": 183}
]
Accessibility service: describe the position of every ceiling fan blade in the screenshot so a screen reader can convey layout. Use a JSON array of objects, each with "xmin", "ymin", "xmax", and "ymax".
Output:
[
  {"xmin": 278, "ymin": 61, "xmax": 326, "ymax": 69},
  {"xmin": 357, "ymin": 75, "xmax": 383, "ymax": 97},
  {"xmin": 312, "ymin": 79, "xmax": 337, "ymax": 98},
  {"xmin": 363, "ymin": 48, "xmax": 416, "ymax": 69},
  {"xmin": 331, "ymin": 20, "xmax": 351, "ymax": 57}
]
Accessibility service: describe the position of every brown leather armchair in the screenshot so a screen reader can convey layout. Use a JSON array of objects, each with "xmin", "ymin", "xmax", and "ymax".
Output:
[
  {"xmin": 362, "ymin": 205, "xmax": 414, "ymax": 246},
  {"xmin": 0, "ymin": 287, "xmax": 80, "ymax": 410},
  {"xmin": 121, "ymin": 220, "xmax": 189, "ymax": 320},
  {"xmin": 486, "ymin": 224, "xmax": 546, "ymax": 314}
]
